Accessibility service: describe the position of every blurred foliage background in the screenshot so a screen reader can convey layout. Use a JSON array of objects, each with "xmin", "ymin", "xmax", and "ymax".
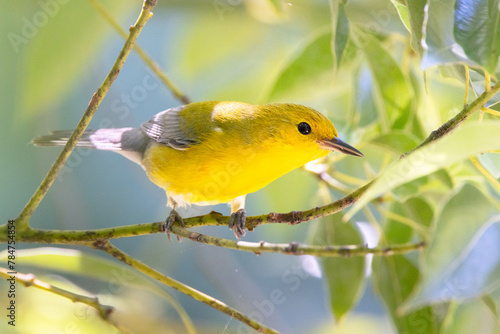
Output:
[{"xmin": 2, "ymin": 0, "xmax": 500, "ymax": 333}]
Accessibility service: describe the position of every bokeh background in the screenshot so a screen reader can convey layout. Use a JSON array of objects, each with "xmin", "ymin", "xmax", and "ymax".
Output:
[{"xmin": 2, "ymin": 0, "xmax": 500, "ymax": 333}]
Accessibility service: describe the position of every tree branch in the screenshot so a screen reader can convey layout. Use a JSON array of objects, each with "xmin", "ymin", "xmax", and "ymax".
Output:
[
  {"xmin": 87, "ymin": 0, "xmax": 190, "ymax": 104},
  {"xmin": 401, "ymin": 79, "xmax": 500, "ymax": 158},
  {"xmin": 0, "ymin": 182, "xmax": 372, "ymax": 245},
  {"xmin": 170, "ymin": 225, "xmax": 426, "ymax": 256},
  {"xmin": 14, "ymin": 0, "xmax": 157, "ymax": 232},
  {"xmin": 0, "ymin": 267, "xmax": 121, "ymax": 329},
  {"xmin": 93, "ymin": 240, "xmax": 278, "ymax": 334},
  {"xmin": 5, "ymin": 5, "xmax": 500, "ymax": 331}
]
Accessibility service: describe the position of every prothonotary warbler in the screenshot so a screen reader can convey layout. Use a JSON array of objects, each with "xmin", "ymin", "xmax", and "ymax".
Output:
[{"xmin": 33, "ymin": 101, "xmax": 363, "ymax": 239}]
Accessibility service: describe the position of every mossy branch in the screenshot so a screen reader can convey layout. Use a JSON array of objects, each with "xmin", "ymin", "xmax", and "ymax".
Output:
[{"xmin": 171, "ymin": 225, "xmax": 426, "ymax": 256}]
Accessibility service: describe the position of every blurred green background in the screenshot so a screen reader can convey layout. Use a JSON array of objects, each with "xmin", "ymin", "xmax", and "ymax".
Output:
[
  {"xmin": 1, "ymin": 1, "xmax": 394, "ymax": 333},
  {"xmin": 2, "ymin": 0, "xmax": 500, "ymax": 333}
]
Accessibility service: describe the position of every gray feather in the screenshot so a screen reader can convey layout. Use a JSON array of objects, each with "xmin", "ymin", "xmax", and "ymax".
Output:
[
  {"xmin": 32, "ymin": 128, "xmax": 149, "ymax": 166},
  {"xmin": 33, "ymin": 105, "xmax": 199, "ymax": 166},
  {"xmin": 141, "ymin": 105, "xmax": 198, "ymax": 150}
]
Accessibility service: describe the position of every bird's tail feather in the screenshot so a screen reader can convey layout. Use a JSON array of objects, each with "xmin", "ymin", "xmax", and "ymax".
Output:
[
  {"xmin": 33, "ymin": 128, "xmax": 137, "ymax": 151},
  {"xmin": 34, "ymin": 130, "xmax": 98, "ymax": 148},
  {"xmin": 33, "ymin": 128, "xmax": 149, "ymax": 166}
]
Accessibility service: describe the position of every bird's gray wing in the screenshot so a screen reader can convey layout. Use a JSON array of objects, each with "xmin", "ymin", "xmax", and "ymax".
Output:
[{"xmin": 141, "ymin": 105, "xmax": 199, "ymax": 150}]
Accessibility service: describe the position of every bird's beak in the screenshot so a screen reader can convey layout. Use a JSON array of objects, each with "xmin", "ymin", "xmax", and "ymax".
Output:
[{"xmin": 317, "ymin": 137, "xmax": 364, "ymax": 157}]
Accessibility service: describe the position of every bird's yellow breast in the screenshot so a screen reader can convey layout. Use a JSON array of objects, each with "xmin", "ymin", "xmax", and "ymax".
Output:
[
  {"xmin": 141, "ymin": 132, "xmax": 327, "ymax": 205},
  {"xmin": 140, "ymin": 101, "xmax": 338, "ymax": 205}
]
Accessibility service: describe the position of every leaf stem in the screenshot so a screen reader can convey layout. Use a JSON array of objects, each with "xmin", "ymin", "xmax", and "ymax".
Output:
[{"xmin": 470, "ymin": 156, "xmax": 500, "ymax": 191}]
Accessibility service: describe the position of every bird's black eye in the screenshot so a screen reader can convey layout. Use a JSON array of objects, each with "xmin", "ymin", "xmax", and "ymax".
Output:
[{"xmin": 297, "ymin": 122, "xmax": 312, "ymax": 135}]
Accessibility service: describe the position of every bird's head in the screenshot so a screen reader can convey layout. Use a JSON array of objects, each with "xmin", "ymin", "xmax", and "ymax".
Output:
[{"xmin": 262, "ymin": 103, "xmax": 363, "ymax": 159}]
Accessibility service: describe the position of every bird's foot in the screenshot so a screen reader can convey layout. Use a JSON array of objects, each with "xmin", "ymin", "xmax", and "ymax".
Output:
[
  {"xmin": 164, "ymin": 209, "xmax": 185, "ymax": 242},
  {"xmin": 229, "ymin": 208, "xmax": 246, "ymax": 240}
]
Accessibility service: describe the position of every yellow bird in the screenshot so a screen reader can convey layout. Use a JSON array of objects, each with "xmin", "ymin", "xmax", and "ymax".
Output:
[{"xmin": 33, "ymin": 101, "xmax": 363, "ymax": 239}]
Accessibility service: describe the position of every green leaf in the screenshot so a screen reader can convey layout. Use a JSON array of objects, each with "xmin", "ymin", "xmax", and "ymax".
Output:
[
  {"xmin": 391, "ymin": 0, "xmax": 411, "ymax": 33},
  {"xmin": 308, "ymin": 214, "xmax": 366, "ymax": 322},
  {"xmin": 267, "ymin": 30, "xmax": 334, "ymax": 100},
  {"xmin": 391, "ymin": 175, "xmax": 429, "ymax": 202},
  {"xmin": 391, "ymin": 169, "xmax": 453, "ymax": 202},
  {"xmin": 438, "ymin": 63, "xmax": 468, "ymax": 82},
  {"xmin": 0, "ymin": 247, "xmax": 195, "ymax": 333},
  {"xmin": 346, "ymin": 121, "xmax": 500, "ymax": 219},
  {"xmin": 403, "ymin": 0, "xmax": 427, "ymax": 56},
  {"xmin": 454, "ymin": 0, "xmax": 500, "ymax": 74},
  {"xmin": 353, "ymin": 30, "xmax": 413, "ymax": 131},
  {"xmin": 405, "ymin": 184, "xmax": 500, "ymax": 310},
  {"xmin": 384, "ymin": 197, "xmax": 434, "ymax": 244},
  {"xmin": 482, "ymin": 295, "xmax": 499, "ymax": 318},
  {"xmin": 371, "ymin": 132, "xmax": 421, "ymax": 156},
  {"xmin": 384, "ymin": 203, "xmax": 416, "ymax": 244},
  {"xmin": 352, "ymin": 65, "xmax": 379, "ymax": 127},
  {"xmin": 442, "ymin": 300, "xmax": 500, "ymax": 334},
  {"xmin": 421, "ymin": 0, "xmax": 467, "ymax": 69},
  {"xmin": 372, "ymin": 255, "xmax": 443, "ymax": 334},
  {"xmin": 478, "ymin": 152, "xmax": 500, "ymax": 179},
  {"xmin": 433, "ymin": 168, "xmax": 454, "ymax": 190},
  {"xmin": 330, "ymin": 0, "xmax": 350, "ymax": 70},
  {"xmin": 266, "ymin": 0, "xmax": 283, "ymax": 13}
]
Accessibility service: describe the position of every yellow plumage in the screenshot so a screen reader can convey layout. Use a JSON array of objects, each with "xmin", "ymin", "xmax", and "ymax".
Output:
[
  {"xmin": 33, "ymin": 101, "xmax": 363, "ymax": 239},
  {"xmin": 142, "ymin": 101, "xmax": 337, "ymax": 205}
]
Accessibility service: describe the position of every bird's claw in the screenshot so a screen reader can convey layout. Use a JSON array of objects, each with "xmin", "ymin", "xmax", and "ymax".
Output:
[
  {"xmin": 164, "ymin": 209, "xmax": 185, "ymax": 242},
  {"xmin": 229, "ymin": 209, "xmax": 246, "ymax": 240}
]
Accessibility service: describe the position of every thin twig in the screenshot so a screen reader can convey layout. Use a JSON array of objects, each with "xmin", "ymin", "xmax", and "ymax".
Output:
[
  {"xmin": 15, "ymin": 0, "xmax": 157, "ymax": 232},
  {"xmin": 401, "ymin": 80, "xmax": 500, "ymax": 158},
  {"xmin": 482, "ymin": 107, "xmax": 500, "ymax": 116},
  {"xmin": 0, "ymin": 221, "xmax": 424, "ymax": 258},
  {"xmin": 485, "ymin": 71, "xmax": 491, "ymax": 92},
  {"xmin": 93, "ymin": 241, "xmax": 278, "ymax": 334},
  {"xmin": 170, "ymin": 225, "xmax": 426, "ymax": 257},
  {"xmin": 470, "ymin": 156, "xmax": 500, "ymax": 191},
  {"xmin": 0, "ymin": 267, "xmax": 122, "ymax": 329},
  {"xmin": 87, "ymin": 0, "xmax": 191, "ymax": 104},
  {"xmin": 375, "ymin": 206, "xmax": 430, "ymax": 240},
  {"xmin": 304, "ymin": 163, "xmax": 351, "ymax": 193}
]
